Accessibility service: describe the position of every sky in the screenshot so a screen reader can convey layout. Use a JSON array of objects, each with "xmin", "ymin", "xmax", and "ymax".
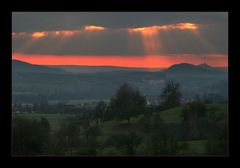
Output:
[{"xmin": 12, "ymin": 12, "xmax": 228, "ymax": 68}]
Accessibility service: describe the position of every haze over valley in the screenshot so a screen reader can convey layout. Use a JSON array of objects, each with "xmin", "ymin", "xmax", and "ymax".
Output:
[{"xmin": 12, "ymin": 60, "xmax": 227, "ymax": 104}]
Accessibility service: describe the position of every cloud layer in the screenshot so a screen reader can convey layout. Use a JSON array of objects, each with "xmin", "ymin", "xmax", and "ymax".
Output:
[{"xmin": 12, "ymin": 12, "xmax": 228, "ymax": 57}]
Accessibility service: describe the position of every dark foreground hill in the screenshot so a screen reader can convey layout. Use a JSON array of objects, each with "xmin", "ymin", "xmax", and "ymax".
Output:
[{"xmin": 12, "ymin": 102, "xmax": 228, "ymax": 155}]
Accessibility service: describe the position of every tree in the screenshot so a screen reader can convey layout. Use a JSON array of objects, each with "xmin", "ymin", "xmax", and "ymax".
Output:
[
  {"xmin": 12, "ymin": 117, "xmax": 51, "ymax": 155},
  {"xmin": 139, "ymin": 112, "xmax": 152, "ymax": 132},
  {"xmin": 204, "ymin": 106, "xmax": 227, "ymax": 155},
  {"xmin": 206, "ymin": 124, "xmax": 227, "ymax": 155},
  {"xmin": 159, "ymin": 80, "xmax": 182, "ymax": 110},
  {"xmin": 181, "ymin": 101, "xmax": 207, "ymax": 139},
  {"xmin": 53, "ymin": 118, "xmax": 81, "ymax": 155},
  {"xmin": 142, "ymin": 114, "xmax": 179, "ymax": 155},
  {"xmin": 148, "ymin": 132, "xmax": 178, "ymax": 155},
  {"xmin": 108, "ymin": 83, "xmax": 146, "ymax": 123},
  {"xmin": 39, "ymin": 117, "xmax": 51, "ymax": 153},
  {"xmin": 105, "ymin": 132, "xmax": 142, "ymax": 155},
  {"xmin": 75, "ymin": 122, "xmax": 101, "ymax": 155},
  {"xmin": 92, "ymin": 101, "xmax": 107, "ymax": 124}
]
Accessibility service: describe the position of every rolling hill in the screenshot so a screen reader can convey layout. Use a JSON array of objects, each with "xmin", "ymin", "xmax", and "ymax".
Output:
[
  {"xmin": 13, "ymin": 102, "xmax": 228, "ymax": 155},
  {"xmin": 12, "ymin": 60, "xmax": 69, "ymax": 74},
  {"xmin": 163, "ymin": 63, "xmax": 227, "ymax": 77},
  {"xmin": 12, "ymin": 60, "xmax": 228, "ymax": 103},
  {"xmin": 49, "ymin": 65, "xmax": 165, "ymax": 74}
]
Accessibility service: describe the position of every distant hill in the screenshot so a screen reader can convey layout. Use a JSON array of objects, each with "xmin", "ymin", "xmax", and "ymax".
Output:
[
  {"xmin": 198, "ymin": 63, "xmax": 228, "ymax": 72},
  {"xmin": 12, "ymin": 61, "xmax": 228, "ymax": 103},
  {"xmin": 163, "ymin": 63, "xmax": 227, "ymax": 77},
  {"xmin": 49, "ymin": 65, "xmax": 165, "ymax": 74},
  {"xmin": 12, "ymin": 60, "xmax": 69, "ymax": 74},
  {"xmin": 197, "ymin": 63, "xmax": 211, "ymax": 69}
]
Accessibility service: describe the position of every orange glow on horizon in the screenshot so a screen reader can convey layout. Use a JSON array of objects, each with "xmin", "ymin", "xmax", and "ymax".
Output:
[
  {"xmin": 31, "ymin": 32, "xmax": 47, "ymax": 38},
  {"xmin": 56, "ymin": 30, "xmax": 80, "ymax": 36},
  {"xmin": 84, "ymin": 25, "xmax": 106, "ymax": 31},
  {"xmin": 175, "ymin": 23, "xmax": 199, "ymax": 30},
  {"xmin": 12, "ymin": 32, "xmax": 27, "ymax": 38},
  {"xmin": 12, "ymin": 53, "xmax": 228, "ymax": 68},
  {"xmin": 129, "ymin": 23, "xmax": 199, "ymax": 33}
]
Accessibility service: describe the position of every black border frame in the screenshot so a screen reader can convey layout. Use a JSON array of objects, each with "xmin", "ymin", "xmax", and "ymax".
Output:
[{"xmin": 0, "ymin": 3, "xmax": 239, "ymax": 165}]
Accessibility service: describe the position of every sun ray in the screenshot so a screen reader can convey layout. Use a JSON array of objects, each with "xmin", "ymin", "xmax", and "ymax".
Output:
[
  {"xmin": 192, "ymin": 30, "xmax": 216, "ymax": 52},
  {"xmin": 16, "ymin": 38, "xmax": 38, "ymax": 53},
  {"xmin": 189, "ymin": 29, "xmax": 217, "ymax": 64},
  {"xmin": 128, "ymin": 26, "xmax": 162, "ymax": 55},
  {"xmin": 128, "ymin": 23, "xmax": 200, "ymax": 55}
]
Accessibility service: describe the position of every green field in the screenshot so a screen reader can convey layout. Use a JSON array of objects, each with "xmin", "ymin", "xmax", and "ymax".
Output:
[
  {"xmin": 12, "ymin": 103, "xmax": 227, "ymax": 155},
  {"xmin": 13, "ymin": 113, "xmax": 76, "ymax": 130},
  {"xmin": 160, "ymin": 103, "xmax": 227, "ymax": 124},
  {"xmin": 48, "ymin": 99, "xmax": 109, "ymax": 105}
]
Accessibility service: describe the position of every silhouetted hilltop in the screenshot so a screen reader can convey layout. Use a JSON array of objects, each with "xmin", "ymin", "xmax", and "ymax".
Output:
[
  {"xmin": 163, "ymin": 63, "xmax": 227, "ymax": 76},
  {"xmin": 12, "ymin": 60, "xmax": 69, "ymax": 74},
  {"xmin": 12, "ymin": 61, "xmax": 228, "ymax": 103}
]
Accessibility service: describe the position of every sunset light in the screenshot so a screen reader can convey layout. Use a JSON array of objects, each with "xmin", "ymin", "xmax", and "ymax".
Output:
[
  {"xmin": 12, "ymin": 25, "xmax": 106, "ymax": 39},
  {"xmin": 12, "ymin": 20, "xmax": 226, "ymax": 69},
  {"xmin": 11, "ymin": 12, "xmax": 228, "ymax": 156},
  {"xmin": 128, "ymin": 23, "xmax": 200, "ymax": 55},
  {"xmin": 84, "ymin": 25, "xmax": 106, "ymax": 31},
  {"xmin": 12, "ymin": 53, "xmax": 228, "ymax": 68},
  {"xmin": 129, "ymin": 23, "xmax": 200, "ymax": 33},
  {"xmin": 176, "ymin": 23, "xmax": 199, "ymax": 30},
  {"xmin": 31, "ymin": 32, "xmax": 47, "ymax": 38},
  {"xmin": 56, "ymin": 30, "xmax": 80, "ymax": 36},
  {"xmin": 130, "ymin": 27, "xmax": 161, "ymax": 55}
]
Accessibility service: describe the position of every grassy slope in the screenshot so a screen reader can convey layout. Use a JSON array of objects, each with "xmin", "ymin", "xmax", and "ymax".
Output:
[
  {"xmin": 12, "ymin": 113, "xmax": 76, "ymax": 131},
  {"xmin": 98, "ymin": 103, "xmax": 227, "ymax": 155},
  {"xmin": 12, "ymin": 103, "xmax": 227, "ymax": 155},
  {"xmin": 160, "ymin": 103, "xmax": 227, "ymax": 124}
]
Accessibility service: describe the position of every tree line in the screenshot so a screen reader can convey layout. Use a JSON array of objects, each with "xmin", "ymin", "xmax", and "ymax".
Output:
[{"xmin": 12, "ymin": 81, "xmax": 227, "ymax": 155}]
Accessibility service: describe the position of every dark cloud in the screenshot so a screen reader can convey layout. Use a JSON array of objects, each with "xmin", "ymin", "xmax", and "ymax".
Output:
[
  {"xmin": 12, "ymin": 12, "xmax": 227, "ymax": 31},
  {"xmin": 12, "ymin": 12, "xmax": 228, "ymax": 56},
  {"xmin": 12, "ymin": 29, "xmax": 145, "ymax": 55}
]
